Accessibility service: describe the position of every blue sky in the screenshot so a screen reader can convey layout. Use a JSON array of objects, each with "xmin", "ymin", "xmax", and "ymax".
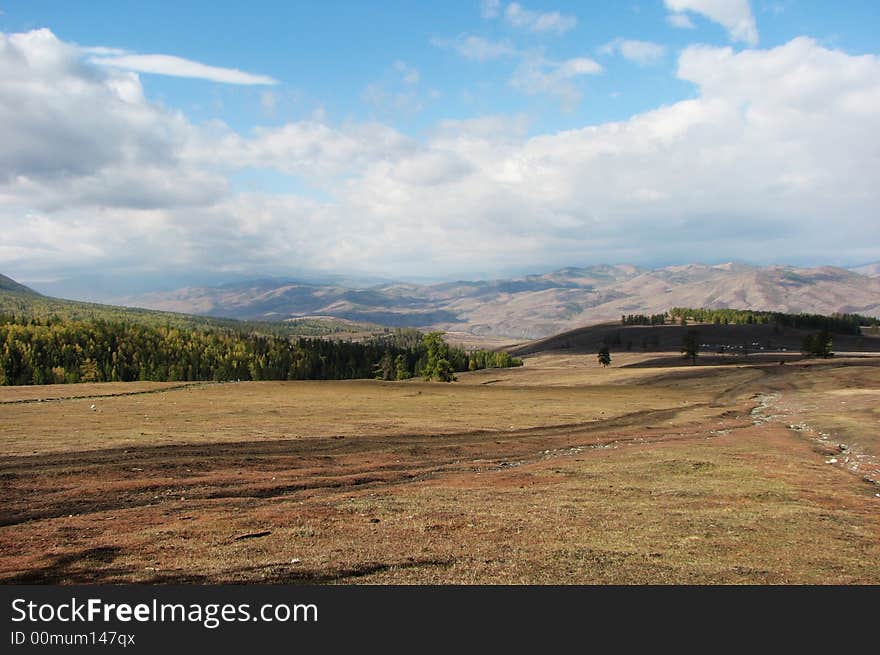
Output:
[
  {"xmin": 6, "ymin": 0, "xmax": 877, "ymax": 135},
  {"xmin": 0, "ymin": 1, "xmax": 878, "ymax": 297}
]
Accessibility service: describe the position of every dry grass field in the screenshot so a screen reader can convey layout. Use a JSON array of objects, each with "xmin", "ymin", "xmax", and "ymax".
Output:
[{"xmin": 1, "ymin": 352, "xmax": 878, "ymax": 584}]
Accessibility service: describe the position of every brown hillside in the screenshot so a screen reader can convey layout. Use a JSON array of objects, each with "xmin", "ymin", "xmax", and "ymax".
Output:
[
  {"xmin": 120, "ymin": 263, "xmax": 880, "ymax": 339},
  {"xmin": 508, "ymin": 321, "xmax": 880, "ymax": 358}
]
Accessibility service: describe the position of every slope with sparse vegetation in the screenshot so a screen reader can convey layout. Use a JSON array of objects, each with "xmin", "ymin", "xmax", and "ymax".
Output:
[{"xmin": 0, "ymin": 274, "xmax": 522, "ymax": 386}]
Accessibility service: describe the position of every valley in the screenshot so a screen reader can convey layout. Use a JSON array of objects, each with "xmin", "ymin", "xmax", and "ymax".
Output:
[{"xmin": 2, "ymin": 351, "xmax": 878, "ymax": 584}]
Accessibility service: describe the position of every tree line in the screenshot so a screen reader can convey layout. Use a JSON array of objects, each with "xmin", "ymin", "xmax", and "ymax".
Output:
[
  {"xmin": 667, "ymin": 307, "xmax": 877, "ymax": 334},
  {"xmin": 801, "ymin": 330, "xmax": 833, "ymax": 358},
  {"xmin": 620, "ymin": 313, "xmax": 668, "ymax": 326},
  {"xmin": 0, "ymin": 315, "xmax": 521, "ymax": 386}
]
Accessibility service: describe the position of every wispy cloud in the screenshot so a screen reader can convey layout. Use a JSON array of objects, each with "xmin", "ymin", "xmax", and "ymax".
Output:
[
  {"xmin": 762, "ymin": 1, "xmax": 790, "ymax": 16},
  {"xmin": 393, "ymin": 60, "xmax": 420, "ymax": 85},
  {"xmin": 432, "ymin": 34, "xmax": 517, "ymax": 61},
  {"xmin": 88, "ymin": 52, "xmax": 277, "ymax": 85},
  {"xmin": 362, "ymin": 83, "xmax": 425, "ymax": 116},
  {"xmin": 80, "ymin": 46, "xmax": 128, "ymax": 56},
  {"xmin": 599, "ymin": 38, "xmax": 667, "ymax": 66},
  {"xmin": 260, "ymin": 90, "xmax": 277, "ymax": 115},
  {"xmin": 480, "ymin": 0, "xmax": 501, "ymax": 19},
  {"xmin": 666, "ymin": 13, "xmax": 696, "ymax": 29},
  {"xmin": 503, "ymin": 2, "xmax": 577, "ymax": 35},
  {"xmin": 664, "ymin": 0, "xmax": 758, "ymax": 45},
  {"xmin": 361, "ymin": 60, "xmax": 429, "ymax": 116},
  {"xmin": 510, "ymin": 53, "xmax": 602, "ymax": 109}
]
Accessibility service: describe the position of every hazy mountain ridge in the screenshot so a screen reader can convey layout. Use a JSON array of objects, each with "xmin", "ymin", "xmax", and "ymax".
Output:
[
  {"xmin": 121, "ymin": 263, "xmax": 880, "ymax": 339},
  {"xmin": 850, "ymin": 261, "xmax": 880, "ymax": 277}
]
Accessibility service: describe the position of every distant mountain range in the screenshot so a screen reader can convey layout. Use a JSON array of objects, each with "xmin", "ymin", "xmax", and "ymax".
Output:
[{"xmin": 119, "ymin": 262, "xmax": 880, "ymax": 339}]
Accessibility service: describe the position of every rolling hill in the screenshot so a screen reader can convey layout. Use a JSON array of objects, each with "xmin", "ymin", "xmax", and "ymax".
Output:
[
  {"xmin": 118, "ymin": 263, "xmax": 880, "ymax": 339},
  {"xmin": 0, "ymin": 275, "xmax": 380, "ymax": 338},
  {"xmin": 0, "ymin": 274, "xmax": 39, "ymax": 296}
]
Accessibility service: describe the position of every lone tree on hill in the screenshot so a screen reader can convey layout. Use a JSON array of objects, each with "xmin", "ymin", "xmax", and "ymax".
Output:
[
  {"xmin": 681, "ymin": 329, "xmax": 700, "ymax": 365},
  {"xmin": 597, "ymin": 345, "xmax": 611, "ymax": 367}
]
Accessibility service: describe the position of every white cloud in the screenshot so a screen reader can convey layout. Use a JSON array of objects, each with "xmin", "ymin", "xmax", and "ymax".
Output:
[
  {"xmin": 510, "ymin": 53, "xmax": 602, "ymax": 109},
  {"xmin": 599, "ymin": 38, "xmax": 667, "ymax": 66},
  {"xmin": 2, "ymin": 29, "xmax": 878, "ymax": 284},
  {"xmin": 664, "ymin": 0, "xmax": 758, "ymax": 45},
  {"xmin": 666, "ymin": 13, "xmax": 696, "ymax": 29},
  {"xmin": 504, "ymin": 3, "xmax": 577, "ymax": 34},
  {"xmin": 80, "ymin": 46, "xmax": 128, "ymax": 56},
  {"xmin": 434, "ymin": 114, "xmax": 530, "ymax": 142},
  {"xmin": 89, "ymin": 52, "xmax": 277, "ymax": 85},
  {"xmin": 0, "ymin": 30, "xmax": 192, "ymax": 184},
  {"xmin": 432, "ymin": 34, "xmax": 517, "ymax": 61}
]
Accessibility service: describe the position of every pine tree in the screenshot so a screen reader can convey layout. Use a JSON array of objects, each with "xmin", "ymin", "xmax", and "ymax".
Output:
[
  {"xmin": 681, "ymin": 329, "xmax": 699, "ymax": 365},
  {"xmin": 394, "ymin": 354, "xmax": 411, "ymax": 380},
  {"xmin": 421, "ymin": 331, "xmax": 456, "ymax": 382},
  {"xmin": 374, "ymin": 351, "xmax": 394, "ymax": 380}
]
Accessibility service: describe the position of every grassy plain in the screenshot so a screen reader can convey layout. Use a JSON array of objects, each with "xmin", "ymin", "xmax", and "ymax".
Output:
[{"xmin": 1, "ymin": 352, "xmax": 878, "ymax": 584}]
